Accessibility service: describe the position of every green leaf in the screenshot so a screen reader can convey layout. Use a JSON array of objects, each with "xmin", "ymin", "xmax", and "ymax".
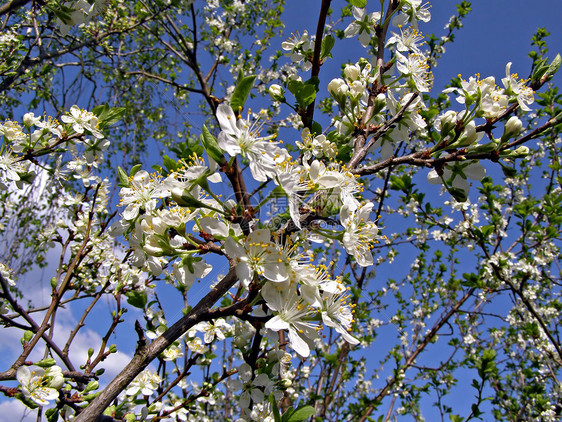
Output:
[
  {"xmin": 281, "ymin": 406, "xmax": 294, "ymax": 422},
  {"xmin": 269, "ymin": 394, "xmax": 282, "ymax": 422},
  {"xmin": 46, "ymin": 408, "xmax": 59, "ymax": 422},
  {"xmin": 130, "ymin": 164, "xmax": 143, "ymax": 177},
  {"xmin": 125, "ymin": 291, "xmax": 147, "ymax": 309},
  {"xmin": 92, "ymin": 105, "xmax": 126, "ymax": 129},
  {"xmin": 200, "ymin": 125, "xmax": 225, "ymax": 164},
  {"xmin": 92, "ymin": 104, "xmax": 108, "ymax": 117},
  {"xmin": 124, "ymin": 413, "xmax": 137, "ymax": 422},
  {"xmin": 294, "ymin": 78, "xmax": 319, "ymax": 108},
  {"xmin": 99, "ymin": 107, "xmax": 126, "ymax": 129},
  {"xmin": 230, "ymin": 74, "xmax": 257, "ymax": 112},
  {"xmin": 172, "ymin": 188, "xmax": 209, "ymax": 209},
  {"xmin": 311, "ymin": 121, "xmax": 323, "ymax": 136},
  {"xmin": 348, "ymin": 0, "xmax": 367, "ymax": 7},
  {"xmin": 117, "ymin": 166, "xmax": 129, "ymax": 187},
  {"xmin": 288, "ymin": 79, "xmax": 304, "ymax": 97},
  {"xmin": 162, "ymin": 155, "xmax": 178, "ymax": 173},
  {"xmin": 460, "ymin": 273, "xmax": 481, "ymax": 288},
  {"xmin": 21, "ymin": 330, "xmax": 33, "ymax": 345},
  {"xmin": 500, "ymin": 163, "xmax": 517, "ymax": 178},
  {"xmin": 545, "ymin": 53, "xmax": 561, "ymax": 80},
  {"xmin": 321, "ymin": 34, "xmax": 335, "ymax": 59},
  {"xmin": 285, "ymin": 405, "xmax": 316, "ymax": 422}
]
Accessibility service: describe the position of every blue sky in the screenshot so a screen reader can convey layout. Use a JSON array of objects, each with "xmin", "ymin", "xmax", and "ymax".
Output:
[{"xmin": 2, "ymin": 1, "xmax": 562, "ymax": 420}]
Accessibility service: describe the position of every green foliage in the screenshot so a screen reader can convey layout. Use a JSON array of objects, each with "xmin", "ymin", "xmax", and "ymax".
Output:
[
  {"xmin": 230, "ymin": 73, "xmax": 257, "ymax": 113},
  {"xmin": 200, "ymin": 125, "xmax": 225, "ymax": 164}
]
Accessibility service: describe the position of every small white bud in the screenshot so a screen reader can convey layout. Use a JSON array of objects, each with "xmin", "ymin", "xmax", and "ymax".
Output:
[
  {"xmin": 343, "ymin": 64, "xmax": 361, "ymax": 81},
  {"xmin": 502, "ymin": 116, "xmax": 523, "ymax": 142},
  {"xmin": 268, "ymin": 84, "xmax": 285, "ymax": 101}
]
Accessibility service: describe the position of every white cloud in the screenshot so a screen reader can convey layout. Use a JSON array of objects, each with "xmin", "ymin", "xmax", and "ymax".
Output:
[{"xmin": 0, "ymin": 399, "xmax": 36, "ymax": 422}]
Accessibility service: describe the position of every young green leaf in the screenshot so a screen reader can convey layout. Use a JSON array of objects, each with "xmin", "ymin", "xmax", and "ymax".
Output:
[{"xmin": 230, "ymin": 74, "xmax": 257, "ymax": 112}]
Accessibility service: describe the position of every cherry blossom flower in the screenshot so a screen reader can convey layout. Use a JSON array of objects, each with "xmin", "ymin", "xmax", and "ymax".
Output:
[
  {"xmin": 281, "ymin": 30, "xmax": 313, "ymax": 70},
  {"xmin": 172, "ymin": 259, "xmax": 212, "ymax": 289},
  {"xmin": 340, "ymin": 202, "xmax": 380, "ymax": 267},
  {"xmin": 393, "ymin": 0, "xmax": 431, "ymax": 29},
  {"xmin": 387, "ymin": 27, "xmax": 424, "ymax": 53},
  {"xmin": 296, "ymin": 128, "xmax": 337, "ymax": 161},
  {"xmin": 502, "ymin": 62, "xmax": 534, "ymax": 111},
  {"xmin": 427, "ymin": 161, "xmax": 486, "ymax": 198},
  {"xmin": 230, "ymin": 363, "xmax": 273, "ymax": 409},
  {"xmin": 61, "ymin": 105, "xmax": 104, "ymax": 139},
  {"xmin": 224, "ymin": 228, "xmax": 288, "ymax": 286},
  {"xmin": 0, "ymin": 149, "xmax": 27, "ymax": 190},
  {"xmin": 307, "ymin": 160, "xmax": 362, "ymax": 212},
  {"xmin": 262, "ymin": 281, "xmax": 318, "ymax": 357},
  {"xmin": 186, "ymin": 337, "xmax": 208, "ymax": 354},
  {"xmin": 217, "ymin": 104, "xmax": 289, "ymax": 182},
  {"xmin": 118, "ymin": 170, "xmax": 169, "ymax": 220},
  {"xmin": 163, "ymin": 344, "xmax": 184, "ymax": 361},
  {"xmin": 126, "ymin": 369, "xmax": 161, "ymax": 396},
  {"xmin": 396, "ymin": 52, "xmax": 432, "ymax": 92},
  {"xmin": 344, "ymin": 7, "xmax": 381, "ymax": 47},
  {"xmin": 17, "ymin": 365, "xmax": 64, "ymax": 406},
  {"xmin": 193, "ymin": 318, "xmax": 232, "ymax": 343},
  {"xmin": 321, "ymin": 291, "xmax": 360, "ymax": 345}
]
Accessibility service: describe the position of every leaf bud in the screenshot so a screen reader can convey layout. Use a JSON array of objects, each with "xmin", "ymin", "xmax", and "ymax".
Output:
[
  {"xmin": 21, "ymin": 330, "xmax": 33, "ymax": 345},
  {"xmin": 500, "ymin": 145, "xmax": 530, "ymax": 158}
]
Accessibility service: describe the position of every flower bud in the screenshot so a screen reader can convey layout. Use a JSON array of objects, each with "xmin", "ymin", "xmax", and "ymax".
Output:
[
  {"xmin": 372, "ymin": 93, "xmax": 387, "ymax": 114},
  {"xmin": 501, "ymin": 116, "xmax": 522, "ymax": 142},
  {"xmin": 438, "ymin": 110, "xmax": 457, "ymax": 137},
  {"xmin": 280, "ymin": 378, "xmax": 292, "ymax": 388},
  {"xmin": 268, "ymin": 84, "xmax": 285, "ymax": 102},
  {"xmin": 327, "ymin": 78, "xmax": 348, "ymax": 98},
  {"xmin": 344, "ymin": 64, "xmax": 361, "ymax": 81},
  {"xmin": 454, "ymin": 121, "xmax": 482, "ymax": 147},
  {"xmin": 23, "ymin": 112, "xmax": 39, "ymax": 128}
]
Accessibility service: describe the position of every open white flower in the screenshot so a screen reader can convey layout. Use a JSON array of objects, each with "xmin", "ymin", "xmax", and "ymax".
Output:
[
  {"xmin": 17, "ymin": 365, "xmax": 64, "ymax": 406},
  {"xmin": 60, "ymin": 105, "xmax": 104, "ymax": 139},
  {"xmin": 396, "ymin": 52, "xmax": 432, "ymax": 92},
  {"xmin": 262, "ymin": 282, "xmax": 318, "ymax": 357},
  {"xmin": 230, "ymin": 363, "xmax": 273, "ymax": 409},
  {"xmin": 118, "ymin": 170, "xmax": 169, "ymax": 220},
  {"xmin": 393, "ymin": 0, "xmax": 431, "ymax": 28},
  {"xmin": 126, "ymin": 369, "xmax": 161, "ymax": 396},
  {"xmin": 321, "ymin": 291, "xmax": 359, "ymax": 345},
  {"xmin": 162, "ymin": 344, "xmax": 184, "ymax": 361},
  {"xmin": 281, "ymin": 30, "xmax": 313, "ymax": 70},
  {"xmin": 502, "ymin": 62, "xmax": 534, "ymax": 111},
  {"xmin": 224, "ymin": 229, "xmax": 288, "ymax": 286},
  {"xmin": 427, "ymin": 161, "xmax": 486, "ymax": 197},
  {"xmin": 193, "ymin": 318, "xmax": 232, "ymax": 343},
  {"xmin": 340, "ymin": 202, "xmax": 379, "ymax": 267},
  {"xmin": 387, "ymin": 26, "xmax": 424, "ymax": 53},
  {"xmin": 217, "ymin": 104, "xmax": 289, "ymax": 182},
  {"xmin": 344, "ymin": 7, "xmax": 381, "ymax": 47}
]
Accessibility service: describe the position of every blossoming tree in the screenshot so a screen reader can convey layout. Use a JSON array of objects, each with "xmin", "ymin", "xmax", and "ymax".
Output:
[{"xmin": 0, "ymin": 0, "xmax": 561, "ymax": 421}]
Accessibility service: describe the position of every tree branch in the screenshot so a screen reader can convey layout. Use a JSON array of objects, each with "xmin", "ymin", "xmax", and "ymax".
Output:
[{"xmin": 74, "ymin": 265, "xmax": 239, "ymax": 421}]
